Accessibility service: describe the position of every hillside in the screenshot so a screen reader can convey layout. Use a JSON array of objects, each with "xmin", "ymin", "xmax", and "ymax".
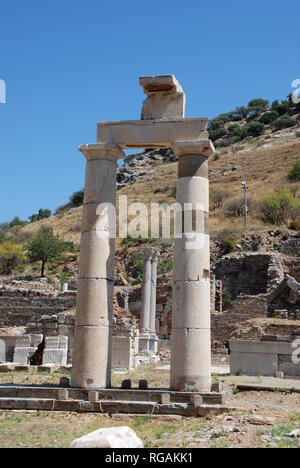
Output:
[{"xmin": 19, "ymin": 127, "xmax": 300, "ymax": 245}]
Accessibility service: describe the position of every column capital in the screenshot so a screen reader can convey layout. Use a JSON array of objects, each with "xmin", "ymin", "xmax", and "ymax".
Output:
[
  {"xmin": 142, "ymin": 246, "xmax": 160, "ymax": 261},
  {"xmin": 78, "ymin": 143, "xmax": 125, "ymax": 161},
  {"xmin": 171, "ymin": 140, "xmax": 215, "ymax": 158}
]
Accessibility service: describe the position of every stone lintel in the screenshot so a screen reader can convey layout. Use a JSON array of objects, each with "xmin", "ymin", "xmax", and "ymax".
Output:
[
  {"xmin": 97, "ymin": 118, "xmax": 208, "ymax": 148},
  {"xmin": 78, "ymin": 143, "xmax": 125, "ymax": 161},
  {"xmin": 171, "ymin": 140, "xmax": 215, "ymax": 158},
  {"xmin": 139, "ymin": 75, "xmax": 183, "ymax": 95}
]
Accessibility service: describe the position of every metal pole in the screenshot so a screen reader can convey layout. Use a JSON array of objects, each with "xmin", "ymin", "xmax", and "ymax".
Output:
[{"xmin": 242, "ymin": 181, "xmax": 247, "ymax": 231}]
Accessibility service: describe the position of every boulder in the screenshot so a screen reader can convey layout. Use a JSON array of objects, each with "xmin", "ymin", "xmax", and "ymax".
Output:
[{"xmin": 69, "ymin": 426, "xmax": 144, "ymax": 448}]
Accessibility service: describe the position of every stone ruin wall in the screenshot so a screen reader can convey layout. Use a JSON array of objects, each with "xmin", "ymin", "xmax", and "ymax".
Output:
[{"xmin": 0, "ymin": 251, "xmax": 300, "ymax": 359}]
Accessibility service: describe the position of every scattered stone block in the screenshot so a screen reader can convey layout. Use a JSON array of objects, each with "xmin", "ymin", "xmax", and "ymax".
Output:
[
  {"xmin": 0, "ymin": 363, "xmax": 15, "ymax": 372},
  {"xmin": 160, "ymin": 393, "xmax": 170, "ymax": 404},
  {"xmin": 190, "ymin": 395, "xmax": 203, "ymax": 406},
  {"xmin": 13, "ymin": 334, "xmax": 43, "ymax": 365},
  {"xmin": 58, "ymin": 389, "xmax": 69, "ymax": 400},
  {"xmin": 69, "ymin": 426, "xmax": 144, "ymax": 448},
  {"xmin": 138, "ymin": 379, "xmax": 148, "ymax": 390},
  {"xmin": 276, "ymin": 371, "xmax": 285, "ymax": 379},
  {"xmin": 285, "ymin": 429, "xmax": 300, "ymax": 438},
  {"xmin": 14, "ymin": 365, "xmax": 31, "ymax": 372},
  {"xmin": 37, "ymin": 364, "xmax": 57, "ymax": 374},
  {"xmin": 211, "ymin": 381, "xmax": 223, "ymax": 392},
  {"xmin": 121, "ymin": 379, "xmax": 131, "ymax": 389},
  {"xmin": 140, "ymin": 75, "xmax": 185, "ymax": 120},
  {"xmin": 59, "ymin": 377, "xmax": 70, "ymax": 387},
  {"xmin": 59, "ymin": 365, "xmax": 72, "ymax": 374},
  {"xmin": 42, "ymin": 335, "xmax": 68, "ymax": 366},
  {"xmin": 88, "ymin": 391, "xmax": 99, "ymax": 402}
]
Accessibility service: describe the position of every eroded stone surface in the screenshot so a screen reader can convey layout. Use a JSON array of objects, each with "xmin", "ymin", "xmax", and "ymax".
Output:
[
  {"xmin": 140, "ymin": 75, "xmax": 185, "ymax": 120},
  {"xmin": 69, "ymin": 426, "xmax": 144, "ymax": 448}
]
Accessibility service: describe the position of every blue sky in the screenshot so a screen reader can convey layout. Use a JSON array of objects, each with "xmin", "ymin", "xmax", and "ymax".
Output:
[{"xmin": 0, "ymin": 0, "xmax": 299, "ymax": 223}]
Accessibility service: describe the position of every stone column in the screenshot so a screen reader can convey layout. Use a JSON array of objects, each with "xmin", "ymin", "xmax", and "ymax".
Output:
[
  {"xmin": 140, "ymin": 247, "xmax": 152, "ymax": 334},
  {"xmin": 170, "ymin": 140, "xmax": 215, "ymax": 392},
  {"xmin": 149, "ymin": 248, "xmax": 160, "ymax": 352},
  {"xmin": 71, "ymin": 143, "xmax": 125, "ymax": 389}
]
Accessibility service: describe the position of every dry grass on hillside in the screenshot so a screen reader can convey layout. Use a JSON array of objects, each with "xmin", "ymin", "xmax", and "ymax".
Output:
[{"xmin": 19, "ymin": 134, "xmax": 300, "ymax": 245}]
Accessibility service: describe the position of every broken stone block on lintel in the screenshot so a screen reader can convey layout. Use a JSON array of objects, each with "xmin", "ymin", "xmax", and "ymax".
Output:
[{"xmin": 139, "ymin": 75, "xmax": 186, "ymax": 121}]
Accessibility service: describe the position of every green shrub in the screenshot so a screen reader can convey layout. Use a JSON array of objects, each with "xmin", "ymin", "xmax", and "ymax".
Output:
[
  {"xmin": 222, "ymin": 289, "xmax": 233, "ymax": 308},
  {"xmin": 157, "ymin": 259, "xmax": 173, "ymax": 275},
  {"xmin": 274, "ymin": 101, "xmax": 292, "ymax": 116},
  {"xmin": 0, "ymin": 241, "xmax": 27, "ymax": 275},
  {"xmin": 9, "ymin": 216, "xmax": 28, "ymax": 228},
  {"xmin": 60, "ymin": 271, "xmax": 71, "ymax": 283},
  {"xmin": 130, "ymin": 252, "xmax": 144, "ymax": 280},
  {"xmin": 260, "ymin": 190, "xmax": 298, "ymax": 225},
  {"xmin": 209, "ymin": 114, "xmax": 230, "ymax": 130},
  {"xmin": 288, "ymin": 159, "xmax": 300, "ymax": 181},
  {"xmin": 259, "ymin": 110, "xmax": 279, "ymax": 124},
  {"xmin": 210, "ymin": 187, "xmax": 231, "ymax": 210},
  {"xmin": 209, "ymin": 127, "xmax": 227, "ymax": 142},
  {"xmin": 244, "ymin": 120, "xmax": 265, "ymax": 137},
  {"xmin": 69, "ymin": 189, "xmax": 84, "ymax": 207},
  {"xmin": 273, "ymin": 115, "xmax": 295, "ymax": 130},
  {"xmin": 248, "ymin": 98, "xmax": 269, "ymax": 111},
  {"xmin": 227, "ymin": 124, "xmax": 247, "ymax": 141},
  {"xmin": 214, "ymin": 229, "xmax": 239, "ymax": 254},
  {"xmin": 29, "ymin": 208, "xmax": 51, "ymax": 223}
]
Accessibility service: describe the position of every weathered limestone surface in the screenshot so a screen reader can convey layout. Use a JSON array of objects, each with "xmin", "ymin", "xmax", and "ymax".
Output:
[
  {"xmin": 97, "ymin": 119, "xmax": 208, "ymax": 148},
  {"xmin": 230, "ymin": 339, "xmax": 300, "ymax": 377},
  {"xmin": 140, "ymin": 74, "xmax": 185, "ymax": 120},
  {"xmin": 13, "ymin": 334, "xmax": 43, "ymax": 365},
  {"xmin": 170, "ymin": 140, "xmax": 214, "ymax": 392},
  {"xmin": 42, "ymin": 335, "xmax": 68, "ymax": 366},
  {"xmin": 71, "ymin": 144, "xmax": 125, "ymax": 389},
  {"xmin": 70, "ymin": 426, "xmax": 144, "ymax": 448},
  {"xmin": 139, "ymin": 247, "xmax": 160, "ymax": 353},
  {"xmin": 0, "ymin": 336, "xmax": 17, "ymax": 363},
  {"xmin": 72, "ymin": 76, "xmax": 215, "ymax": 392}
]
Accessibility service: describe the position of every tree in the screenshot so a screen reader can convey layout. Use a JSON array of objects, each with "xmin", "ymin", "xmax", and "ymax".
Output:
[
  {"xmin": 209, "ymin": 127, "xmax": 227, "ymax": 142},
  {"xmin": 235, "ymin": 106, "xmax": 249, "ymax": 119},
  {"xmin": 9, "ymin": 216, "xmax": 28, "ymax": 228},
  {"xmin": 26, "ymin": 229, "xmax": 67, "ymax": 277},
  {"xmin": 248, "ymin": 98, "xmax": 269, "ymax": 111},
  {"xmin": 259, "ymin": 110, "xmax": 279, "ymax": 124},
  {"xmin": 0, "ymin": 240, "xmax": 27, "ymax": 275},
  {"xmin": 275, "ymin": 101, "xmax": 291, "ymax": 116},
  {"xmin": 29, "ymin": 208, "xmax": 52, "ymax": 223},
  {"xmin": 244, "ymin": 120, "xmax": 265, "ymax": 137},
  {"xmin": 227, "ymin": 124, "xmax": 247, "ymax": 141},
  {"xmin": 69, "ymin": 190, "xmax": 84, "ymax": 207},
  {"xmin": 288, "ymin": 159, "xmax": 300, "ymax": 181}
]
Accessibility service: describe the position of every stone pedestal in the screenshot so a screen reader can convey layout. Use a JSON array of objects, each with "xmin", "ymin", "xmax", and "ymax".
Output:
[
  {"xmin": 170, "ymin": 141, "xmax": 214, "ymax": 392},
  {"xmin": 71, "ymin": 144, "xmax": 125, "ymax": 389}
]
